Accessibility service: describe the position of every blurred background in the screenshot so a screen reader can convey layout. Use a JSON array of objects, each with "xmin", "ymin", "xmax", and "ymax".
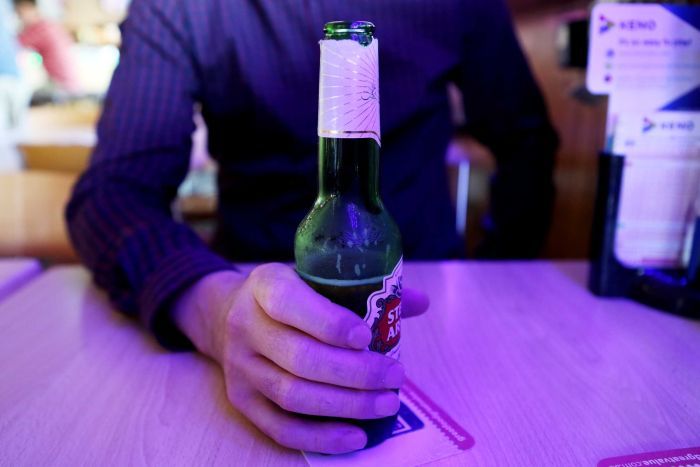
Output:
[{"xmin": 0, "ymin": 0, "xmax": 651, "ymax": 263}]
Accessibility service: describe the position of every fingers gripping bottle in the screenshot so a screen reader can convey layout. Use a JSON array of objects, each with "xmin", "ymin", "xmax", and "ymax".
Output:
[{"xmin": 294, "ymin": 21, "xmax": 403, "ymax": 448}]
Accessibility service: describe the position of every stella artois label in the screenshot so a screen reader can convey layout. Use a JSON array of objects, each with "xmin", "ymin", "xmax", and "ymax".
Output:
[
  {"xmin": 365, "ymin": 257, "xmax": 402, "ymax": 359},
  {"xmin": 318, "ymin": 38, "xmax": 381, "ymax": 146}
]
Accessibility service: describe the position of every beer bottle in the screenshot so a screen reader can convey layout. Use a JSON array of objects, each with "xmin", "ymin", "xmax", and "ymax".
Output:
[{"xmin": 294, "ymin": 21, "xmax": 403, "ymax": 448}]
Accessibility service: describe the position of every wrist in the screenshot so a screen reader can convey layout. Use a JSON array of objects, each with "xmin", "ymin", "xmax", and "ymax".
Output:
[{"xmin": 172, "ymin": 270, "xmax": 246, "ymax": 361}]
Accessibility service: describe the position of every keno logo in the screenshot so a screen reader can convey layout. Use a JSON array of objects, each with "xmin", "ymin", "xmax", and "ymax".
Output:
[
  {"xmin": 660, "ymin": 120, "xmax": 695, "ymax": 131},
  {"xmin": 643, "ymin": 117, "xmax": 695, "ymax": 133},
  {"xmin": 599, "ymin": 15, "xmax": 615, "ymax": 34},
  {"xmin": 618, "ymin": 18, "xmax": 657, "ymax": 31},
  {"xmin": 599, "ymin": 15, "xmax": 657, "ymax": 34}
]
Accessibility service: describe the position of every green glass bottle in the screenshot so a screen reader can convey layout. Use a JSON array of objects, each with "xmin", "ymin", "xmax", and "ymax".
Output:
[{"xmin": 294, "ymin": 21, "xmax": 403, "ymax": 448}]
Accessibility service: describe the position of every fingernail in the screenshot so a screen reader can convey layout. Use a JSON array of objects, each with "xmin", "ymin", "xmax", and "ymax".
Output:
[
  {"xmin": 384, "ymin": 363, "xmax": 405, "ymax": 388},
  {"xmin": 375, "ymin": 392, "xmax": 400, "ymax": 417},
  {"xmin": 343, "ymin": 428, "xmax": 367, "ymax": 451},
  {"xmin": 347, "ymin": 325, "xmax": 371, "ymax": 349}
]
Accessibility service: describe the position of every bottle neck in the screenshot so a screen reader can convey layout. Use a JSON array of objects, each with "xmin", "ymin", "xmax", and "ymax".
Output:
[{"xmin": 318, "ymin": 137, "xmax": 381, "ymax": 208}]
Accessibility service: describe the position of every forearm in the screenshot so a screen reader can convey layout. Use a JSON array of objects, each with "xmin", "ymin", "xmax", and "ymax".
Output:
[
  {"xmin": 67, "ymin": 174, "xmax": 236, "ymax": 347},
  {"xmin": 172, "ymin": 270, "xmax": 246, "ymax": 361}
]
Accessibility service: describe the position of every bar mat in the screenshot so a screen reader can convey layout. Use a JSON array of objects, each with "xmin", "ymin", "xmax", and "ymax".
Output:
[{"xmin": 304, "ymin": 378, "xmax": 474, "ymax": 467}]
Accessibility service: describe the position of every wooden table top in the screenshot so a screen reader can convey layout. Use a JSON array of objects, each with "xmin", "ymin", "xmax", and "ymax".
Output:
[
  {"xmin": 0, "ymin": 258, "xmax": 41, "ymax": 302},
  {"xmin": 0, "ymin": 262, "xmax": 698, "ymax": 466}
]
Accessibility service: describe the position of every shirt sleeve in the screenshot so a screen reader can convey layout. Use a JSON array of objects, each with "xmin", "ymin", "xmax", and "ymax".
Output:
[
  {"xmin": 455, "ymin": 0, "xmax": 559, "ymax": 259},
  {"xmin": 65, "ymin": 0, "xmax": 235, "ymax": 349}
]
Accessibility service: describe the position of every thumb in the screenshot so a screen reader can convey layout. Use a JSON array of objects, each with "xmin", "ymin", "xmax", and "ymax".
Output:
[{"xmin": 402, "ymin": 287, "xmax": 429, "ymax": 318}]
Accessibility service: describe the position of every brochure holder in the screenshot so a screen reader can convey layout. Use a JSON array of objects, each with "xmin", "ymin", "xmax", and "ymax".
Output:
[{"xmin": 588, "ymin": 152, "xmax": 700, "ymax": 318}]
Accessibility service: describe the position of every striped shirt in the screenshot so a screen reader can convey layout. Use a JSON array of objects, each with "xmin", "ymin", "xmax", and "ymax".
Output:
[{"xmin": 66, "ymin": 0, "xmax": 557, "ymax": 348}]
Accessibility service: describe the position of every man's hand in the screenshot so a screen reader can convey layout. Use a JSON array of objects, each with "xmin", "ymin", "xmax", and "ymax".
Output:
[{"xmin": 173, "ymin": 263, "xmax": 429, "ymax": 454}]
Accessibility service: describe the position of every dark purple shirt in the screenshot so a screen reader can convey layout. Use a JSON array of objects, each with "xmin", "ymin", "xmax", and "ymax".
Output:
[{"xmin": 66, "ymin": 0, "xmax": 557, "ymax": 347}]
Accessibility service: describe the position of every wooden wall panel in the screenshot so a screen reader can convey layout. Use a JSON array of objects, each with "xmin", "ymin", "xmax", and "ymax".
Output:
[{"xmin": 515, "ymin": 7, "xmax": 608, "ymax": 258}]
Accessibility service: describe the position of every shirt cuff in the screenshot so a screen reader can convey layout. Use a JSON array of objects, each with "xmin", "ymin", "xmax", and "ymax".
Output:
[{"xmin": 139, "ymin": 247, "xmax": 237, "ymax": 350}]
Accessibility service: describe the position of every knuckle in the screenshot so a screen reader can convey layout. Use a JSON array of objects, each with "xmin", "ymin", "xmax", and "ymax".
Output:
[
  {"xmin": 324, "ymin": 350, "xmax": 378, "ymax": 388},
  {"xmin": 251, "ymin": 266, "xmax": 295, "ymax": 319},
  {"xmin": 264, "ymin": 284, "xmax": 292, "ymax": 320},
  {"xmin": 269, "ymin": 421, "xmax": 296, "ymax": 448},
  {"xmin": 225, "ymin": 383, "xmax": 247, "ymax": 409},
  {"xmin": 312, "ymin": 394, "xmax": 336, "ymax": 416},
  {"xmin": 361, "ymin": 356, "xmax": 386, "ymax": 388},
  {"xmin": 339, "ymin": 394, "xmax": 365, "ymax": 419},
  {"xmin": 327, "ymin": 354, "xmax": 350, "ymax": 380},
  {"xmin": 320, "ymin": 314, "xmax": 347, "ymax": 343},
  {"xmin": 250, "ymin": 263, "xmax": 290, "ymax": 285},
  {"xmin": 359, "ymin": 394, "xmax": 378, "ymax": 418},
  {"xmin": 363, "ymin": 365, "xmax": 380, "ymax": 389},
  {"xmin": 224, "ymin": 362, "xmax": 254, "ymax": 406},
  {"xmin": 225, "ymin": 309, "xmax": 246, "ymax": 337},
  {"xmin": 224, "ymin": 290, "xmax": 256, "ymax": 338},
  {"xmin": 288, "ymin": 339, "xmax": 315, "ymax": 376},
  {"xmin": 327, "ymin": 352, "xmax": 373, "ymax": 388},
  {"xmin": 222, "ymin": 350, "xmax": 244, "ymax": 376},
  {"xmin": 249, "ymin": 263, "xmax": 273, "ymax": 282},
  {"xmin": 271, "ymin": 376, "xmax": 298, "ymax": 412}
]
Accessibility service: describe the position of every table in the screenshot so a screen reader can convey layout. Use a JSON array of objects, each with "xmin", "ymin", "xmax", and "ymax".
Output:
[
  {"xmin": 1, "ymin": 262, "xmax": 698, "ymax": 465},
  {"xmin": 0, "ymin": 258, "xmax": 41, "ymax": 302},
  {"xmin": 16, "ymin": 103, "xmax": 98, "ymax": 174},
  {"xmin": 0, "ymin": 171, "xmax": 78, "ymax": 262}
]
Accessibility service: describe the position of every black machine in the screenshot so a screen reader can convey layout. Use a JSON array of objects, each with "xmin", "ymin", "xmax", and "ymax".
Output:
[{"xmin": 588, "ymin": 153, "xmax": 700, "ymax": 318}]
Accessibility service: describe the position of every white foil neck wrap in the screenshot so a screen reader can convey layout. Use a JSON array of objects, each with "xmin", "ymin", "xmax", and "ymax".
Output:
[{"xmin": 318, "ymin": 38, "xmax": 381, "ymax": 146}]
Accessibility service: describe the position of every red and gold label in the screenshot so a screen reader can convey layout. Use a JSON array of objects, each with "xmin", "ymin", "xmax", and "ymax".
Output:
[{"xmin": 365, "ymin": 257, "xmax": 402, "ymax": 359}]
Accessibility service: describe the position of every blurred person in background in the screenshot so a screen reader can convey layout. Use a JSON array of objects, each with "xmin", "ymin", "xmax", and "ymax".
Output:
[
  {"xmin": 0, "ymin": 0, "xmax": 28, "ymax": 170},
  {"xmin": 13, "ymin": 0, "xmax": 80, "ymax": 97},
  {"xmin": 66, "ymin": 0, "xmax": 558, "ymax": 454}
]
